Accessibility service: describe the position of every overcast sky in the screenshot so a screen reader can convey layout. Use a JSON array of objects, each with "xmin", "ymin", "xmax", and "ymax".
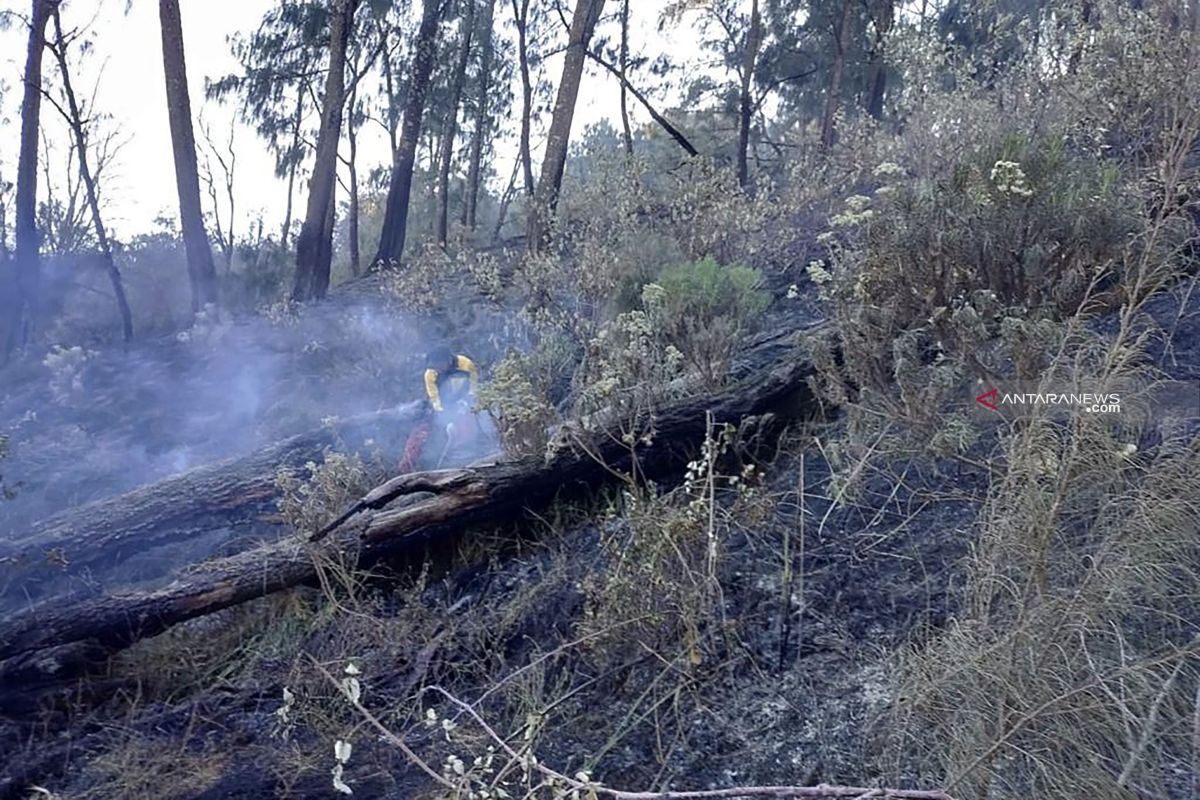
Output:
[{"xmin": 0, "ymin": 0, "xmax": 694, "ymax": 241}]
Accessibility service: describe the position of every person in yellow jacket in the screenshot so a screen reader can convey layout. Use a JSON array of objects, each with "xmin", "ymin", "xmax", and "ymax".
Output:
[{"xmin": 423, "ymin": 345, "xmax": 480, "ymax": 413}]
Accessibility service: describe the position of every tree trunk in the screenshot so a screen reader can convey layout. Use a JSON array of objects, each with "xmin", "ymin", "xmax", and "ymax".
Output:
[
  {"xmin": 159, "ymin": 0, "xmax": 219, "ymax": 313},
  {"xmin": 372, "ymin": 0, "xmax": 443, "ymax": 267},
  {"xmin": 737, "ymin": 0, "xmax": 762, "ymax": 191},
  {"xmin": 466, "ymin": 0, "xmax": 498, "ymax": 231},
  {"xmin": 586, "ymin": 50, "xmax": 699, "ymax": 157},
  {"xmin": 0, "ymin": 331, "xmax": 822, "ymax": 683},
  {"xmin": 292, "ymin": 0, "xmax": 356, "ymax": 302},
  {"xmin": 347, "ymin": 121, "xmax": 361, "ymax": 276},
  {"xmin": 512, "ymin": 0, "xmax": 536, "ymax": 197},
  {"xmin": 378, "ymin": 18, "xmax": 401, "ymax": 154},
  {"xmin": 491, "ymin": 152, "xmax": 521, "ymax": 243},
  {"xmin": 281, "ymin": 92, "xmax": 304, "ymax": 249},
  {"xmin": 821, "ymin": 0, "xmax": 855, "ymax": 149},
  {"xmin": 436, "ymin": 0, "xmax": 477, "ymax": 247},
  {"xmin": 49, "ymin": 7, "xmax": 133, "ymax": 343},
  {"xmin": 7, "ymin": 0, "xmax": 53, "ymax": 357},
  {"xmin": 526, "ymin": 0, "xmax": 607, "ymax": 253},
  {"xmin": 618, "ymin": 0, "xmax": 633, "ymax": 156},
  {"xmin": 865, "ymin": 0, "xmax": 893, "ymax": 120}
]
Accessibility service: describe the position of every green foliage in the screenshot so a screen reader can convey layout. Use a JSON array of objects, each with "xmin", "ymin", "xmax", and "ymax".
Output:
[{"xmin": 653, "ymin": 257, "xmax": 770, "ymax": 386}]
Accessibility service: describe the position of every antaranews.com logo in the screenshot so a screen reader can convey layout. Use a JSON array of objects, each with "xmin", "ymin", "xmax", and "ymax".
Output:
[
  {"xmin": 975, "ymin": 387, "xmax": 1122, "ymax": 415},
  {"xmin": 971, "ymin": 379, "xmax": 1199, "ymax": 421}
]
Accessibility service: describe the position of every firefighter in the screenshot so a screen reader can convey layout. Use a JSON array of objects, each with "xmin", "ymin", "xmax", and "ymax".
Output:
[{"xmin": 423, "ymin": 345, "xmax": 480, "ymax": 414}]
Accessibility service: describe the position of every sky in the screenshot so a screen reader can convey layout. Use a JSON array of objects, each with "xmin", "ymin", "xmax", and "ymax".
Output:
[{"xmin": 0, "ymin": 0, "xmax": 698, "ymax": 241}]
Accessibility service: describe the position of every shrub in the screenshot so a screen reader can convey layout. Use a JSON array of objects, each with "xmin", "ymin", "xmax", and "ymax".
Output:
[
  {"xmin": 826, "ymin": 133, "xmax": 1141, "ymax": 328},
  {"xmin": 889, "ymin": 343, "xmax": 1200, "ymax": 800},
  {"xmin": 476, "ymin": 351, "xmax": 558, "ymax": 459},
  {"xmin": 574, "ymin": 285, "xmax": 685, "ymax": 437},
  {"xmin": 653, "ymin": 257, "xmax": 770, "ymax": 387},
  {"xmin": 43, "ymin": 344, "xmax": 96, "ymax": 405},
  {"xmin": 275, "ymin": 451, "xmax": 375, "ymax": 537}
]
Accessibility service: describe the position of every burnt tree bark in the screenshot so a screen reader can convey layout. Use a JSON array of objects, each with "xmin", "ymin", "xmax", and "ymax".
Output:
[
  {"xmin": 436, "ymin": 0, "xmax": 476, "ymax": 246},
  {"xmin": 6, "ymin": 0, "xmax": 54, "ymax": 358},
  {"xmin": 0, "ymin": 328, "xmax": 822, "ymax": 686},
  {"xmin": 373, "ymin": 0, "xmax": 444, "ymax": 267},
  {"xmin": 48, "ymin": 6, "xmax": 134, "ymax": 342},
  {"xmin": 292, "ymin": 0, "xmax": 357, "ymax": 301},
  {"xmin": 159, "ymin": 0, "xmax": 219, "ymax": 312},
  {"xmin": 526, "ymin": 0, "xmax": 606, "ymax": 252}
]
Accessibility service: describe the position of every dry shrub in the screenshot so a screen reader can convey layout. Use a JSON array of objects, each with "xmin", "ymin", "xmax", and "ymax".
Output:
[
  {"xmin": 62, "ymin": 734, "xmax": 225, "ymax": 800},
  {"xmin": 887, "ymin": 331, "xmax": 1200, "ymax": 800},
  {"xmin": 579, "ymin": 419, "xmax": 743, "ymax": 667},
  {"xmin": 821, "ymin": 133, "xmax": 1142, "ymax": 328},
  {"xmin": 275, "ymin": 450, "xmax": 376, "ymax": 536},
  {"xmin": 380, "ymin": 242, "xmax": 505, "ymax": 312},
  {"xmin": 476, "ymin": 349, "xmax": 558, "ymax": 458},
  {"xmin": 111, "ymin": 591, "xmax": 318, "ymax": 703}
]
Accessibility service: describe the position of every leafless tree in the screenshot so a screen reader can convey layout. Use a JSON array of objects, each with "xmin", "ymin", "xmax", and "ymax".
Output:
[
  {"xmin": 200, "ymin": 117, "xmax": 238, "ymax": 275},
  {"xmin": 45, "ymin": 4, "xmax": 133, "ymax": 341}
]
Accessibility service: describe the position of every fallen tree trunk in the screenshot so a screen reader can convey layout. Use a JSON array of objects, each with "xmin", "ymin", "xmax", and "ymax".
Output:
[
  {"xmin": 0, "ymin": 404, "xmax": 427, "ymax": 613},
  {"xmin": 0, "ymin": 327, "xmax": 822, "ymax": 691}
]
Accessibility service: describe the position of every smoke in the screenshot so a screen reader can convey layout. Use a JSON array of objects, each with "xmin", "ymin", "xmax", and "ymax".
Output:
[{"xmin": 0, "ymin": 290, "xmax": 447, "ymax": 540}]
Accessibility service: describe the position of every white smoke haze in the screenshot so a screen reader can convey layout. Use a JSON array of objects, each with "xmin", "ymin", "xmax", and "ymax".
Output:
[{"xmin": 0, "ymin": 280, "xmax": 507, "ymax": 545}]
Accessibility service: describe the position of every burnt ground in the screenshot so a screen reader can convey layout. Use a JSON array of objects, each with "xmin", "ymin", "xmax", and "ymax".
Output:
[
  {"xmin": 0, "ymin": 274, "xmax": 1196, "ymax": 799},
  {"xmin": 0, "ymin": 440, "xmax": 981, "ymax": 799}
]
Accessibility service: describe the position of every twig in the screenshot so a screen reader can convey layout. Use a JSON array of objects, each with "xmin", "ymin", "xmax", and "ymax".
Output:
[{"xmin": 311, "ymin": 657, "xmax": 455, "ymax": 790}]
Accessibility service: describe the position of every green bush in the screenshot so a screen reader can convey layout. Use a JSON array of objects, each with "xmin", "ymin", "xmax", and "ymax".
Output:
[{"xmin": 653, "ymin": 257, "xmax": 770, "ymax": 387}]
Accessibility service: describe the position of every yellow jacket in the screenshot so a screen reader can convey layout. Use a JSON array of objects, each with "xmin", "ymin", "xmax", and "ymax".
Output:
[{"xmin": 424, "ymin": 354, "xmax": 479, "ymax": 412}]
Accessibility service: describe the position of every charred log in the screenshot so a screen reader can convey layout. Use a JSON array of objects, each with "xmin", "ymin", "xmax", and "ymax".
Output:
[{"xmin": 0, "ymin": 404, "xmax": 428, "ymax": 612}]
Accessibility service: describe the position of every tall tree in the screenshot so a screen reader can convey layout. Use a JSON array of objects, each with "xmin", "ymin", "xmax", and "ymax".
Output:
[
  {"xmin": 464, "ymin": 0, "xmax": 498, "ymax": 231},
  {"xmin": 292, "ymin": 0, "xmax": 357, "ymax": 302},
  {"xmin": 865, "ymin": 0, "xmax": 894, "ymax": 119},
  {"xmin": 737, "ymin": 0, "xmax": 763, "ymax": 189},
  {"xmin": 821, "ymin": 0, "xmax": 855, "ymax": 148},
  {"xmin": 373, "ymin": 0, "xmax": 445, "ymax": 267},
  {"xmin": 618, "ymin": 0, "xmax": 633, "ymax": 156},
  {"xmin": 7, "ymin": 0, "xmax": 55, "ymax": 357},
  {"xmin": 436, "ymin": 0, "xmax": 476, "ymax": 246},
  {"xmin": 159, "ymin": 0, "xmax": 219, "ymax": 312},
  {"xmin": 526, "ymin": 0, "xmax": 607, "ymax": 252},
  {"xmin": 511, "ymin": 0, "xmax": 536, "ymax": 197},
  {"xmin": 48, "ymin": 6, "xmax": 134, "ymax": 342},
  {"xmin": 208, "ymin": 2, "xmax": 334, "ymax": 250}
]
